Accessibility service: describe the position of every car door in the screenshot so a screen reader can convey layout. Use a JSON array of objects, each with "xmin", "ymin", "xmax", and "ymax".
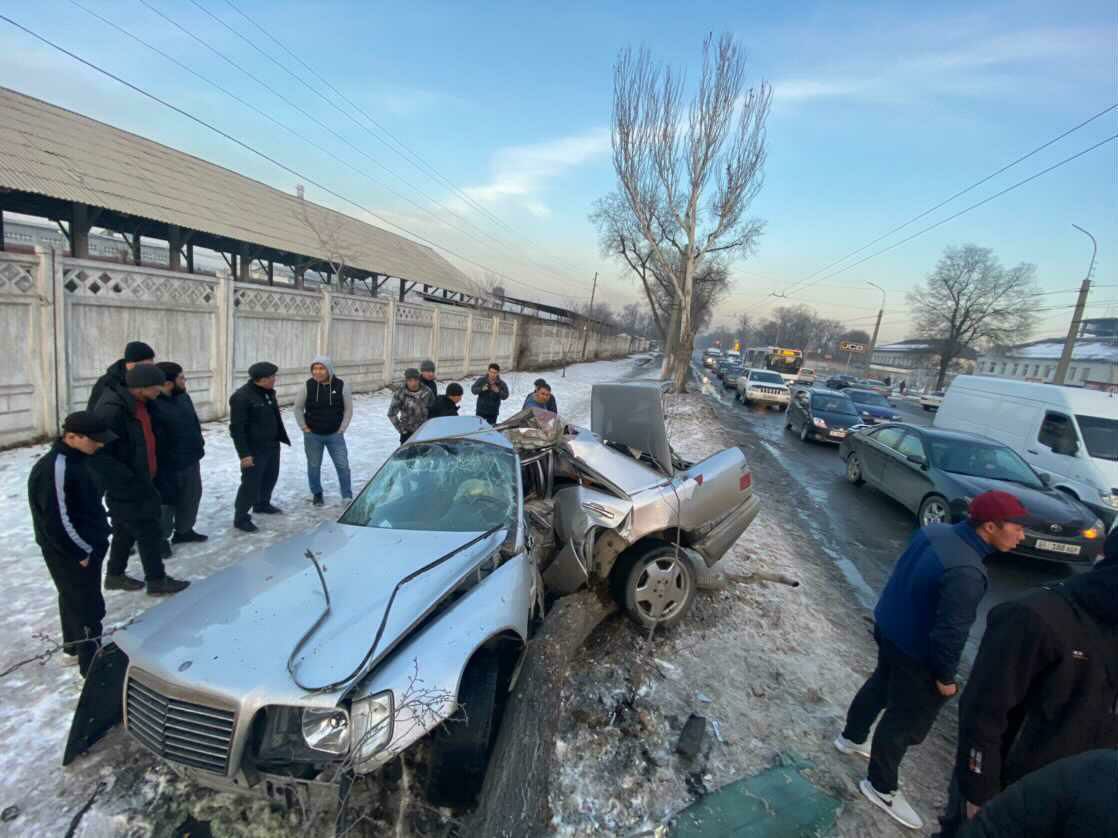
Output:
[
  {"xmin": 883, "ymin": 431, "xmax": 934, "ymax": 512},
  {"xmin": 859, "ymin": 426, "xmax": 905, "ymax": 487}
]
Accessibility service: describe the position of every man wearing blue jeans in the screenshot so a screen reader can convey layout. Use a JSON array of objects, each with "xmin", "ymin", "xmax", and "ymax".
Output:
[{"xmin": 295, "ymin": 356, "xmax": 353, "ymax": 506}]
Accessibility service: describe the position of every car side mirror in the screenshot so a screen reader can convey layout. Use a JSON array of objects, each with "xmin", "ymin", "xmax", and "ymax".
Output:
[
  {"xmin": 906, "ymin": 454, "xmax": 927, "ymax": 468},
  {"xmin": 1037, "ymin": 471, "xmax": 1052, "ymax": 487}
]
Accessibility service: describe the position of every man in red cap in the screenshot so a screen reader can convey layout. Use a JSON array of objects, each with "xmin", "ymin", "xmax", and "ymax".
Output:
[{"xmin": 833, "ymin": 490, "xmax": 1028, "ymax": 830}]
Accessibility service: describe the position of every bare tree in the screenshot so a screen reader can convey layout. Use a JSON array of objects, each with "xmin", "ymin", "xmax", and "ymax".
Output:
[
  {"xmin": 297, "ymin": 200, "xmax": 361, "ymax": 293},
  {"xmin": 909, "ymin": 244, "xmax": 1038, "ymax": 388},
  {"xmin": 611, "ymin": 33, "xmax": 770, "ymax": 390}
]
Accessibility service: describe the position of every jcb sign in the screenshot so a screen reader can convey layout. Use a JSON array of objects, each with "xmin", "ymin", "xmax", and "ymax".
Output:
[{"xmin": 839, "ymin": 341, "xmax": 866, "ymax": 353}]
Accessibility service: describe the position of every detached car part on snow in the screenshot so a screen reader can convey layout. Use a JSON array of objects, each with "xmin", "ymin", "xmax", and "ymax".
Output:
[{"xmin": 65, "ymin": 383, "xmax": 759, "ymax": 810}]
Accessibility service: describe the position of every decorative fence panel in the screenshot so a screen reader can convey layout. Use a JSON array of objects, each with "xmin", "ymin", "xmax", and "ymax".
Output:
[
  {"xmin": 470, "ymin": 316, "xmax": 495, "ymax": 367},
  {"xmin": 495, "ymin": 320, "xmax": 517, "ymax": 369},
  {"xmin": 0, "ymin": 252, "xmax": 48, "ymax": 447},
  {"xmin": 328, "ymin": 293, "xmax": 390, "ymax": 394},
  {"xmin": 392, "ymin": 303, "xmax": 434, "ymax": 380},
  {"xmin": 232, "ymin": 285, "xmax": 321, "ymax": 405},
  {"xmin": 436, "ymin": 311, "xmax": 469, "ymax": 380}
]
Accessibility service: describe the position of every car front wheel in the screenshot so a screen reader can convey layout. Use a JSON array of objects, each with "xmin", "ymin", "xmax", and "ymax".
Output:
[
  {"xmin": 614, "ymin": 545, "xmax": 696, "ymax": 629},
  {"xmin": 919, "ymin": 495, "xmax": 950, "ymax": 526},
  {"xmin": 846, "ymin": 453, "xmax": 865, "ymax": 485}
]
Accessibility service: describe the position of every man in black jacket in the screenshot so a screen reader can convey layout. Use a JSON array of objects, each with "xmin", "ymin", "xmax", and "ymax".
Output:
[
  {"xmin": 151, "ymin": 362, "xmax": 207, "ymax": 544},
  {"xmin": 429, "ymin": 382, "xmax": 463, "ymax": 418},
  {"xmin": 956, "ymin": 750, "xmax": 1118, "ymax": 838},
  {"xmin": 93, "ymin": 365, "xmax": 190, "ymax": 596},
  {"xmin": 936, "ymin": 530, "xmax": 1118, "ymax": 835},
  {"xmin": 230, "ymin": 362, "xmax": 290, "ymax": 532},
  {"xmin": 471, "ymin": 363, "xmax": 509, "ymax": 425},
  {"xmin": 294, "ymin": 355, "xmax": 353, "ymax": 507},
  {"xmin": 419, "ymin": 359, "xmax": 438, "ymax": 399},
  {"xmin": 27, "ymin": 412, "xmax": 115, "ymax": 676},
  {"xmin": 86, "ymin": 340, "xmax": 156, "ymax": 410}
]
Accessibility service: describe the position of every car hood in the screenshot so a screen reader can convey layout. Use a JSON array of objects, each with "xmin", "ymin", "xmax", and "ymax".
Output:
[
  {"xmin": 939, "ymin": 472, "xmax": 1095, "ymax": 528},
  {"xmin": 113, "ymin": 523, "xmax": 505, "ymax": 702}
]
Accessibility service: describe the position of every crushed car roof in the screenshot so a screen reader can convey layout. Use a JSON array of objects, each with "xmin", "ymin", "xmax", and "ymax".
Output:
[{"xmin": 408, "ymin": 416, "xmax": 513, "ymax": 448}]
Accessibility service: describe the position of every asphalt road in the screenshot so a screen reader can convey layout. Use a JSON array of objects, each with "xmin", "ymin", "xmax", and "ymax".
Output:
[{"xmin": 695, "ymin": 365, "xmax": 1079, "ymax": 667}]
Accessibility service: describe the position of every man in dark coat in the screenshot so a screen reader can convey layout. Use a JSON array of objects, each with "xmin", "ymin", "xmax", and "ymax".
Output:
[
  {"xmin": 936, "ymin": 529, "xmax": 1118, "ymax": 835},
  {"xmin": 294, "ymin": 355, "xmax": 353, "ymax": 507},
  {"xmin": 523, "ymin": 379, "xmax": 557, "ymax": 413},
  {"xmin": 86, "ymin": 340, "xmax": 155, "ymax": 410},
  {"xmin": 93, "ymin": 365, "xmax": 190, "ymax": 595},
  {"xmin": 27, "ymin": 412, "xmax": 115, "ymax": 675},
  {"xmin": 471, "ymin": 363, "xmax": 509, "ymax": 425},
  {"xmin": 955, "ymin": 750, "xmax": 1118, "ymax": 838},
  {"xmin": 230, "ymin": 362, "xmax": 290, "ymax": 532},
  {"xmin": 834, "ymin": 491, "xmax": 1028, "ymax": 831},
  {"xmin": 419, "ymin": 359, "xmax": 438, "ymax": 399},
  {"xmin": 151, "ymin": 362, "xmax": 207, "ymax": 544},
  {"xmin": 429, "ymin": 382, "xmax": 463, "ymax": 418}
]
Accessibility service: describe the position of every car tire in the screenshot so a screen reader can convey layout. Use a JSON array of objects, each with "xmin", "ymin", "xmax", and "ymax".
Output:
[
  {"xmin": 800, "ymin": 423, "xmax": 811, "ymax": 443},
  {"xmin": 613, "ymin": 544, "xmax": 697, "ymax": 630},
  {"xmin": 846, "ymin": 453, "xmax": 865, "ymax": 486},
  {"xmin": 918, "ymin": 494, "xmax": 950, "ymax": 527},
  {"xmin": 425, "ymin": 650, "xmax": 501, "ymax": 808}
]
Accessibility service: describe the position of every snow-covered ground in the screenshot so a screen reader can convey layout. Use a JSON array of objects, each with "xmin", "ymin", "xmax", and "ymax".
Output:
[{"xmin": 0, "ymin": 356, "xmax": 653, "ymax": 837}]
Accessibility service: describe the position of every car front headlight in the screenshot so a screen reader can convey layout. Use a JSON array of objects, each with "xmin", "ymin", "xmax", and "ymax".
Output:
[
  {"xmin": 350, "ymin": 691, "xmax": 394, "ymax": 763},
  {"xmin": 1082, "ymin": 520, "xmax": 1105, "ymax": 540},
  {"xmin": 301, "ymin": 707, "xmax": 350, "ymax": 755},
  {"xmin": 1100, "ymin": 492, "xmax": 1118, "ymax": 510},
  {"xmin": 813, "ymin": 417, "xmax": 828, "ymax": 429}
]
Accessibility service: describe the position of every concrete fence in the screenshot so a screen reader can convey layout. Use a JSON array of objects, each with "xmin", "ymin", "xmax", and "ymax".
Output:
[{"xmin": 0, "ymin": 247, "xmax": 646, "ymax": 447}]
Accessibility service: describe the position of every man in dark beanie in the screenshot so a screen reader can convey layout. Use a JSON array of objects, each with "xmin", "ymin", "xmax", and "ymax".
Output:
[
  {"xmin": 388, "ymin": 368, "xmax": 433, "ymax": 444},
  {"xmin": 419, "ymin": 359, "xmax": 438, "ymax": 399},
  {"xmin": 429, "ymin": 382, "xmax": 463, "ymax": 418},
  {"xmin": 230, "ymin": 362, "xmax": 290, "ymax": 532},
  {"xmin": 935, "ymin": 526, "xmax": 1118, "ymax": 836},
  {"xmin": 27, "ymin": 411, "xmax": 115, "ymax": 675},
  {"xmin": 87, "ymin": 340, "xmax": 156, "ymax": 410},
  {"xmin": 151, "ymin": 362, "xmax": 206, "ymax": 544},
  {"xmin": 93, "ymin": 364, "xmax": 190, "ymax": 595}
]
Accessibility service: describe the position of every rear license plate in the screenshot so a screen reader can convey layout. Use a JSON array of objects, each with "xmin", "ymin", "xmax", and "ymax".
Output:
[
  {"xmin": 829, "ymin": 430, "xmax": 847, "ymax": 438},
  {"xmin": 1034, "ymin": 539, "xmax": 1081, "ymax": 555}
]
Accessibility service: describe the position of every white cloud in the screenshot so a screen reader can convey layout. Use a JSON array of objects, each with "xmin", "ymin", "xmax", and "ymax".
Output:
[{"xmin": 457, "ymin": 128, "xmax": 611, "ymax": 216}]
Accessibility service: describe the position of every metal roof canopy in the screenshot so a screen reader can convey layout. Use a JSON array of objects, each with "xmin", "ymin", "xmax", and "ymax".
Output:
[{"xmin": 0, "ymin": 87, "xmax": 478, "ymax": 294}]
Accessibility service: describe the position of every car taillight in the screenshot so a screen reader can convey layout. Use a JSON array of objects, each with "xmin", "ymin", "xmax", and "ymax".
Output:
[{"xmin": 740, "ymin": 472, "xmax": 752, "ymax": 491}]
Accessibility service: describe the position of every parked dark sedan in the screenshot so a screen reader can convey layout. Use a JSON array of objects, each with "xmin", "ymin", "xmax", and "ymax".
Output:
[
  {"xmin": 786, "ymin": 388, "xmax": 863, "ymax": 444},
  {"xmin": 825, "ymin": 374, "xmax": 857, "ymax": 390},
  {"xmin": 839, "ymin": 424, "xmax": 1106, "ymax": 564},
  {"xmin": 846, "ymin": 388, "xmax": 904, "ymax": 425},
  {"xmin": 721, "ymin": 362, "xmax": 745, "ymax": 389}
]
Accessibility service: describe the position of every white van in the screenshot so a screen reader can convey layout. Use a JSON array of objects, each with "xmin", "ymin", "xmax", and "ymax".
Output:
[{"xmin": 934, "ymin": 376, "xmax": 1118, "ymax": 527}]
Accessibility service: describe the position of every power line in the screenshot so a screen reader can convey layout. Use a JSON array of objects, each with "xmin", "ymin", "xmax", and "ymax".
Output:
[
  {"xmin": 0, "ymin": 12, "xmax": 577, "ymax": 302},
  {"xmin": 780, "ymin": 103, "xmax": 1118, "ymax": 297}
]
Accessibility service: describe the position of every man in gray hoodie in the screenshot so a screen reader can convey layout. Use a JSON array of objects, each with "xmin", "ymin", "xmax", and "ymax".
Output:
[{"xmin": 294, "ymin": 356, "xmax": 353, "ymax": 506}]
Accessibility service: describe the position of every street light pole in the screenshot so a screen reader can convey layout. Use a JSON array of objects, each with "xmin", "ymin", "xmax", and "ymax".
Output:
[
  {"xmin": 1053, "ymin": 225, "xmax": 1096, "ymax": 386},
  {"xmin": 866, "ymin": 281, "xmax": 886, "ymax": 375}
]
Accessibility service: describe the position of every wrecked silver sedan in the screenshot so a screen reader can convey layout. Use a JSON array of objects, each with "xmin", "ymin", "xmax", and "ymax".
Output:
[{"xmin": 65, "ymin": 383, "xmax": 759, "ymax": 810}]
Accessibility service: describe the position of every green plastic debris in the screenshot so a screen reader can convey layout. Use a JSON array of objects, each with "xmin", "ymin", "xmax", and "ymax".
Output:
[{"xmin": 669, "ymin": 757, "xmax": 840, "ymax": 838}]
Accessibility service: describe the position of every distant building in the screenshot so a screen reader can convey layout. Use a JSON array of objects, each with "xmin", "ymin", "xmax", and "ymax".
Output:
[
  {"xmin": 977, "ymin": 338, "xmax": 1118, "ymax": 393},
  {"xmin": 870, "ymin": 339, "xmax": 975, "ymax": 391}
]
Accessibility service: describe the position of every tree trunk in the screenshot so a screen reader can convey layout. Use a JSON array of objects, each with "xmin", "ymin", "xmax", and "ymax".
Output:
[
  {"xmin": 672, "ymin": 326, "xmax": 694, "ymax": 392},
  {"xmin": 661, "ymin": 298, "xmax": 681, "ymax": 380},
  {"xmin": 935, "ymin": 349, "xmax": 952, "ymax": 390},
  {"xmin": 669, "ymin": 257, "xmax": 696, "ymax": 392},
  {"xmin": 466, "ymin": 589, "xmax": 619, "ymax": 837}
]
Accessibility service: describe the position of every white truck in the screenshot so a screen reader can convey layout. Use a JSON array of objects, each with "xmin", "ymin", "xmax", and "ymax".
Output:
[{"xmin": 934, "ymin": 376, "xmax": 1118, "ymax": 528}]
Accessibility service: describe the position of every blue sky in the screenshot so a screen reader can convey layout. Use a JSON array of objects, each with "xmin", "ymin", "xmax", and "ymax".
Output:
[{"xmin": 1, "ymin": 0, "xmax": 1115, "ymax": 342}]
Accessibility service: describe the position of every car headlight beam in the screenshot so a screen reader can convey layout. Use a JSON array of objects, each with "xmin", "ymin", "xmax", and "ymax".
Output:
[
  {"xmin": 301, "ymin": 707, "xmax": 350, "ymax": 755},
  {"xmin": 350, "ymin": 691, "xmax": 394, "ymax": 763},
  {"xmin": 1082, "ymin": 520, "xmax": 1105, "ymax": 540},
  {"xmin": 813, "ymin": 417, "xmax": 828, "ymax": 428}
]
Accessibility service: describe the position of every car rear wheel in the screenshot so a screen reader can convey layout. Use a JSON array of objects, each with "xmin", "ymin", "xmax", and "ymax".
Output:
[
  {"xmin": 919, "ymin": 495, "xmax": 950, "ymax": 526},
  {"xmin": 613, "ymin": 545, "xmax": 696, "ymax": 629},
  {"xmin": 846, "ymin": 453, "xmax": 865, "ymax": 485},
  {"xmin": 426, "ymin": 651, "xmax": 501, "ymax": 808}
]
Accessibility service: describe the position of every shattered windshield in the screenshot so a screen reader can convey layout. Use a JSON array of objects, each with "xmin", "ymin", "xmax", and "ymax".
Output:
[{"xmin": 340, "ymin": 441, "xmax": 517, "ymax": 532}]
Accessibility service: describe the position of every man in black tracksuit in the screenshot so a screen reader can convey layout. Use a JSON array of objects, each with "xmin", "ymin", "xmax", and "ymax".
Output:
[
  {"xmin": 955, "ymin": 749, "xmax": 1118, "ymax": 838},
  {"xmin": 86, "ymin": 340, "xmax": 156, "ymax": 410},
  {"xmin": 429, "ymin": 382, "xmax": 463, "ymax": 418},
  {"xmin": 93, "ymin": 365, "xmax": 190, "ymax": 596},
  {"xmin": 471, "ymin": 362, "xmax": 509, "ymax": 425},
  {"xmin": 151, "ymin": 362, "xmax": 207, "ymax": 544},
  {"xmin": 230, "ymin": 362, "xmax": 290, "ymax": 532},
  {"xmin": 27, "ymin": 412, "xmax": 115, "ymax": 676},
  {"xmin": 936, "ymin": 530, "xmax": 1118, "ymax": 835}
]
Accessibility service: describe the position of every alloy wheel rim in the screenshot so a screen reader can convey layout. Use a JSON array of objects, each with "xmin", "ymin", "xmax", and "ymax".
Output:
[{"xmin": 634, "ymin": 557, "xmax": 690, "ymax": 621}]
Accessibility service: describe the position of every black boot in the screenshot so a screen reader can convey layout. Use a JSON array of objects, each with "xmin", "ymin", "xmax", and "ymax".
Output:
[
  {"xmin": 172, "ymin": 530, "xmax": 209, "ymax": 543},
  {"xmin": 234, "ymin": 518, "xmax": 259, "ymax": 533},
  {"xmin": 104, "ymin": 573, "xmax": 145, "ymax": 591},
  {"xmin": 146, "ymin": 575, "xmax": 191, "ymax": 596},
  {"xmin": 253, "ymin": 504, "xmax": 284, "ymax": 515},
  {"xmin": 312, "ymin": 493, "xmax": 324, "ymax": 507}
]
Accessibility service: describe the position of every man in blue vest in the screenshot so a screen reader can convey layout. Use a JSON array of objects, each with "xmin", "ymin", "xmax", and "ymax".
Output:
[
  {"xmin": 295, "ymin": 355, "xmax": 353, "ymax": 507},
  {"xmin": 834, "ymin": 490, "xmax": 1028, "ymax": 831}
]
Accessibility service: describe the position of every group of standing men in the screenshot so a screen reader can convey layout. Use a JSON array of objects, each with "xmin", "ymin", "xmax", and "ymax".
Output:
[{"xmin": 833, "ymin": 489, "xmax": 1118, "ymax": 835}]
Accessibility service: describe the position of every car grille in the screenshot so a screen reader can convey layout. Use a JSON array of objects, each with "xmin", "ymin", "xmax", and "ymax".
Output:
[{"xmin": 126, "ymin": 673, "xmax": 236, "ymax": 775}]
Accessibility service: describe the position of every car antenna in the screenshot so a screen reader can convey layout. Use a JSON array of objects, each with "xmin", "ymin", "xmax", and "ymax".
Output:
[{"xmin": 305, "ymin": 547, "xmax": 331, "ymax": 611}]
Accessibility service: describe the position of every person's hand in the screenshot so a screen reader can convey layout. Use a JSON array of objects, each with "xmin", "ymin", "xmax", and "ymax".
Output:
[
  {"xmin": 965, "ymin": 801, "xmax": 981, "ymax": 820},
  {"xmin": 935, "ymin": 680, "xmax": 957, "ymax": 697},
  {"xmin": 301, "ymin": 426, "xmax": 310, "ymax": 433},
  {"xmin": 79, "ymin": 557, "xmax": 90, "ymax": 568},
  {"xmin": 240, "ymin": 456, "xmax": 255, "ymax": 469}
]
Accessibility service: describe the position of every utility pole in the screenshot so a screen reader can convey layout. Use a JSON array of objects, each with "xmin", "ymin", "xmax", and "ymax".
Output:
[
  {"xmin": 1053, "ymin": 225, "xmax": 1096, "ymax": 386},
  {"xmin": 866, "ymin": 280, "xmax": 886, "ymax": 376},
  {"xmin": 580, "ymin": 272, "xmax": 598, "ymax": 362}
]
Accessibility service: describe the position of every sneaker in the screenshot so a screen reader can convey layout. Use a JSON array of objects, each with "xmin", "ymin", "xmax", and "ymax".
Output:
[
  {"xmin": 341, "ymin": 494, "xmax": 353, "ymax": 502},
  {"xmin": 160, "ymin": 541, "xmax": 173, "ymax": 559},
  {"xmin": 859, "ymin": 779, "xmax": 923, "ymax": 830},
  {"xmin": 172, "ymin": 530, "xmax": 209, "ymax": 544},
  {"xmin": 253, "ymin": 504, "xmax": 284, "ymax": 515},
  {"xmin": 234, "ymin": 518, "xmax": 259, "ymax": 533},
  {"xmin": 104, "ymin": 573, "xmax": 145, "ymax": 591},
  {"xmin": 834, "ymin": 734, "xmax": 871, "ymax": 760},
  {"xmin": 146, "ymin": 575, "xmax": 191, "ymax": 596},
  {"xmin": 312, "ymin": 493, "xmax": 324, "ymax": 507},
  {"xmin": 61, "ymin": 654, "xmax": 81, "ymax": 668}
]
